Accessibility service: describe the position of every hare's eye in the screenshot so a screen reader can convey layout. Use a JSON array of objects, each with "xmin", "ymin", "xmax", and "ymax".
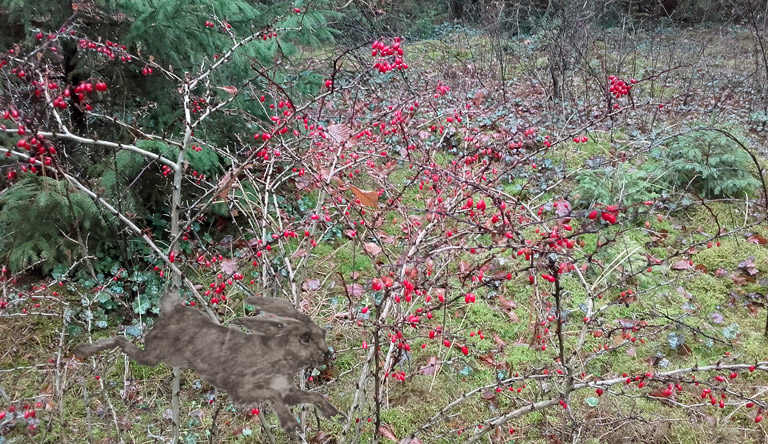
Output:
[{"xmin": 300, "ymin": 333, "xmax": 312, "ymax": 344}]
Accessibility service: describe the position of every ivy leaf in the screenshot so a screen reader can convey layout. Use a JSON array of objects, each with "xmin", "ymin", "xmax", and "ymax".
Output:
[
  {"xmin": 722, "ymin": 323, "xmax": 740, "ymax": 340},
  {"xmin": 667, "ymin": 331, "xmax": 685, "ymax": 349}
]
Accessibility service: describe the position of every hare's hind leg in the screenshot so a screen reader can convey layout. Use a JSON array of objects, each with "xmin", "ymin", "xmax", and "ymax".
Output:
[{"xmin": 74, "ymin": 337, "xmax": 162, "ymax": 366}]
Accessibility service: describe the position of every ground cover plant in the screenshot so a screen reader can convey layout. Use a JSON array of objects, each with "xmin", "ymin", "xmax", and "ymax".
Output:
[{"xmin": 1, "ymin": 1, "xmax": 768, "ymax": 443}]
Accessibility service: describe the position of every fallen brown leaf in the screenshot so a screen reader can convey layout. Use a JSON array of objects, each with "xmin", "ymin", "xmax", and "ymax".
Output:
[
  {"xmin": 350, "ymin": 186, "xmax": 379, "ymax": 208},
  {"xmin": 671, "ymin": 260, "xmax": 692, "ymax": 270},
  {"xmin": 379, "ymin": 424, "xmax": 398, "ymax": 442},
  {"xmin": 419, "ymin": 356, "xmax": 440, "ymax": 375},
  {"xmin": 364, "ymin": 242, "xmax": 382, "ymax": 255}
]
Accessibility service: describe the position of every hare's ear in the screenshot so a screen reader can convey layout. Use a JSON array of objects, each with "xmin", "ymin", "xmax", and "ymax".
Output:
[
  {"xmin": 232, "ymin": 316, "xmax": 298, "ymax": 336},
  {"xmin": 244, "ymin": 297, "xmax": 311, "ymax": 324}
]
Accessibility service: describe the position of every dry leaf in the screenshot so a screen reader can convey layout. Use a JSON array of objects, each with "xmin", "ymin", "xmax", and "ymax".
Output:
[
  {"xmin": 309, "ymin": 431, "xmax": 330, "ymax": 444},
  {"xmin": 498, "ymin": 294, "xmax": 516, "ymax": 310},
  {"xmin": 350, "ymin": 186, "xmax": 379, "ymax": 208},
  {"xmin": 302, "ymin": 279, "xmax": 321, "ymax": 292},
  {"xmin": 671, "ymin": 260, "xmax": 692, "ymax": 270},
  {"xmin": 346, "ymin": 283, "xmax": 364, "ymax": 298},
  {"xmin": 493, "ymin": 334, "xmax": 507, "ymax": 350},
  {"xmin": 216, "ymin": 170, "xmax": 237, "ymax": 199},
  {"xmin": 364, "ymin": 242, "xmax": 382, "ymax": 255},
  {"xmin": 747, "ymin": 233, "xmax": 768, "ymax": 244},
  {"xmin": 694, "ymin": 264, "xmax": 708, "ymax": 273},
  {"xmin": 481, "ymin": 390, "xmax": 496, "ymax": 400},
  {"xmin": 477, "ymin": 352, "xmax": 502, "ymax": 368},
  {"xmin": 419, "ymin": 356, "xmax": 440, "ymax": 375},
  {"xmin": 379, "ymin": 424, "xmax": 398, "ymax": 442},
  {"xmin": 220, "ymin": 258, "xmax": 238, "ymax": 275},
  {"xmin": 326, "ymin": 123, "xmax": 353, "ymax": 144},
  {"xmin": 216, "ymin": 85, "xmax": 238, "ymax": 95},
  {"xmin": 738, "ymin": 257, "xmax": 758, "ymax": 275}
]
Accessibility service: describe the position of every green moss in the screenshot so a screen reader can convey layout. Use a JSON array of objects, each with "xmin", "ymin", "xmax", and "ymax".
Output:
[
  {"xmin": 463, "ymin": 301, "xmax": 527, "ymax": 346},
  {"xmin": 693, "ymin": 236, "xmax": 768, "ymax": 273},
  {"xmin": 685, "ymin": 273, "xmax": 730, "ymax": 312},
  {"xmin": 546, "ymin": 133, "xmax": 615, "ymax": 170},
  {"xmin": 334, "ymin": 351, "xmax": 357, "ymax": 372}
]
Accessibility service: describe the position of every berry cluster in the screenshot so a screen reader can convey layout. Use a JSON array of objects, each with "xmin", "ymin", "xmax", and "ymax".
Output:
[
  {"xmin": 77, "ymin": 38, "xmax": 130, "ymax": 62},
  {"xmin": 608, "ymin": 75, "xmax": 636, "ymax": 98},
  {"xmin": 371, "ymin": 37, "xmax": 408, "ymax": 73}
]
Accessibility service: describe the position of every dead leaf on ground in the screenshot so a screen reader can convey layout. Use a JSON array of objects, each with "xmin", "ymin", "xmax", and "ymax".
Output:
[
  {"xmin": 291, "ymin": 248, "xmax": 308, "ymax": 259},
  {"xmin": 376, "ymin": 231, "xmax": 396, "ymax": 244},
  {"xmin": 671, "ymin": 260, "xmax": 692, "ymax": 270},
  {"xmin": 493, "ymin": 334, "xmax": 507, "ymax": 350},
  {"xmin": 497, "ymin": 294, "xmax": 516, "ymax": 310},
  {"xmin": 738, "ymin": 257, "xmax": 758, "ymax": 275},
  {"xmin": 309, "ymin": 431, "xmax": 330, "ymax": 444},
  {"xmin": 747, "ymin": 233, "xmax": 768, "ymax": 245},
  {"xmin": 694, "ymin": 264, "xmax": 708, "ymax": 273},
  {"xmin": 364, "ymin": 242, "xmax": 382, "ymax": 255},
  {"xmin": 302, "ymin": 279, "xmax": 321, "ymax": 292},
  {"xmin": 481, "ymin": 390, "xmax": 496, "ymax": 401},
  {"xmin": 346, "ymin": 283, "xmax": 364, "ymax": 298},
  {"xmin": 477, "ymin": 352, "xmax": 503, "ymax": 368},
  {"xmin": 616, "ymin": 319, "xmax": 648, "ymax": 329},
  {"xmin": 419, "ymin": 356, "xmax": 440, "ymax": 375},
  {"xmin": 732, "ymin": 274, "xmax": 756, "ymax": 285},
  {"xmin": 220, "ymin": 258, "xmax": 238, "ymax": 275},
  {"xmin": 117, "ymin": 416, "xmax": 132, "ymax": 431},
  {"xmin": 350, "ymin": 186, "xmax": 379, "ymax": 208},
  {"xmin": 379, "ymin": 424, "xmax": 398, "ymax": 442}
]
